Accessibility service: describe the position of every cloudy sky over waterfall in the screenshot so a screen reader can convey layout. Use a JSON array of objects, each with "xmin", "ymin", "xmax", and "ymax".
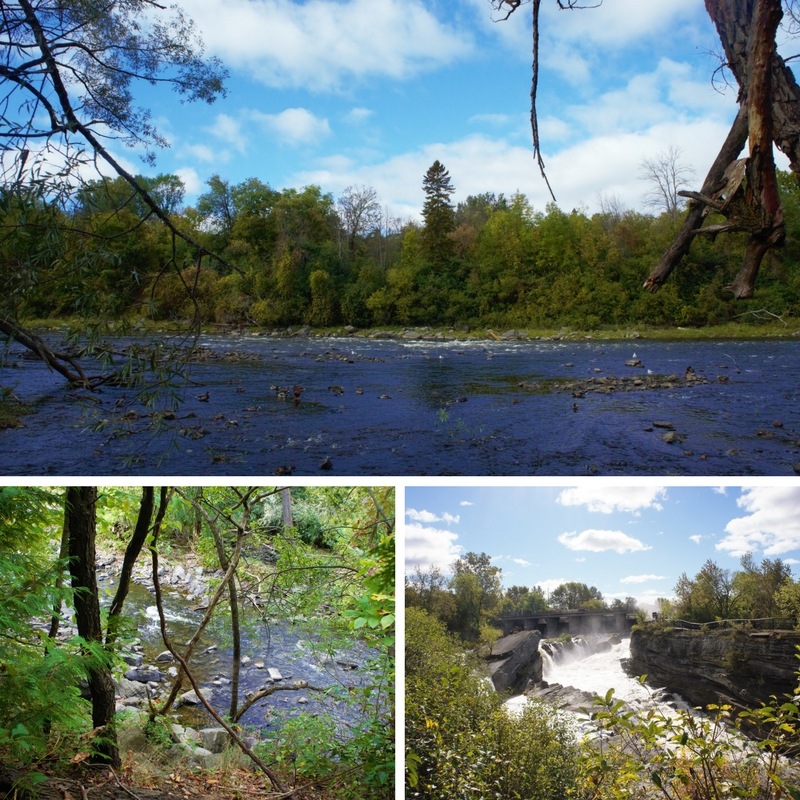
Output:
[
  {"xmin": 123, "ymin": 0, "xmax": 800, "ymax": 219},
  {"xmin": 404, "ymin": 485, "xmax": 800, "ymax": 608}
]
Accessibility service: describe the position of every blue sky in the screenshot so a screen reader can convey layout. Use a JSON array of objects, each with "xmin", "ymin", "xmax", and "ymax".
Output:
[
  {"xmin": 113, "ymin": 0, "xmax": 795, "ymax": 220},
  {"xmin": 404, "ymin": 486, "xmax": 800, "ymax": 609}
]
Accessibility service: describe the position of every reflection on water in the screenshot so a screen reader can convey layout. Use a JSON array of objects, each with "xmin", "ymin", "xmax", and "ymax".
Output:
[{"xmin": 3, "ymin": 335, "xmax": 799, "ymax": 475}]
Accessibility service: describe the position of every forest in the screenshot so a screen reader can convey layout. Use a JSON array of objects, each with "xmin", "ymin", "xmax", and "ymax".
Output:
[
  {"xmin": 405, "ymin": 551, "xmax": 800, "ymax": 799},
  {"xmin": 0, "ymin": 485, "xmax": 394, "ymax": 800},
  {"xmin": 4, "ymin": 164, "xmax": 800, "ymax": 336}
]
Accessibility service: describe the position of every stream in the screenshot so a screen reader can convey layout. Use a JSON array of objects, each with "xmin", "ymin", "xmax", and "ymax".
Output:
[
  {"xmin": 96, "ymin": 574, "xmax": 381, "ymax": 737},
  {"xmin": 2, "ymin": 333, "xmax": 800, "ymax": 475}
]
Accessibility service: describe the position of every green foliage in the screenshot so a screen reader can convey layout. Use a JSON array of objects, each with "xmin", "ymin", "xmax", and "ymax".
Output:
[
  {"xmin": 9, "ymin": 163, "xmax": 800, "ymax": 332},
  {"xmin": 406, "ymin": 607, "xmax": 579, "ymax": 799},
  {"xmin": 549, "ymin": 581, "xmax": 604, "ymax": 611},
  {"xmin": 674, "ymin": 554, "xmax": 797, "ymax": 623},
  {"xmin": 577, "ymin": 673, "xmax": 800, "ymax": 800}
]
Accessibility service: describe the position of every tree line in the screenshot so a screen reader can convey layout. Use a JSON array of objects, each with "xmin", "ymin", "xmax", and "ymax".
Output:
[
  {"xmin": 406, "ymin": 551, "xmax": 637, "ymax": 645},
  {"xmin": 5, "ymin": 160, "xmax": 800, "ymax": 335},
  {"xmin": 660, "ymin": 552, "xmax": 800, "ymax": 624}
]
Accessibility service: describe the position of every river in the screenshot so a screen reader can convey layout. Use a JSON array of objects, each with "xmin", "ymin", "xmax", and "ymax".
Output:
[
  {"xmin": 504, "ymin": 637, "xmax": 691, "ymax": 719},
  {"xmin": 97, "ymin": 576, "xmax": 381, "ymax": 735},
  {"xmin": 2, "ymin": 333, "xmax": 799, "ymax": 475}
]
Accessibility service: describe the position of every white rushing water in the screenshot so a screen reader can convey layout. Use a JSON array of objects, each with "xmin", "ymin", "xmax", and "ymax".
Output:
[
  {"xmin": 545, "ymin": 638, "xmax": 656, "ymax": 706},
  {"xmin": 506, "ymin": 637, "xmax": 692, "ymax": 718}
]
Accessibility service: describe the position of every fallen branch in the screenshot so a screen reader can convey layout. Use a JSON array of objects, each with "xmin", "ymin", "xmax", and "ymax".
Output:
[
  {"xmin": 106, "ymin": 767, "xmax": 142, "ymax": 800},
  {"xmin": 731, "ymin": 308, "xmax": 787, "ymax": 325},
  {"xmin": 234, "ymin": 681, "xmax": 326, "ymax": 724}
]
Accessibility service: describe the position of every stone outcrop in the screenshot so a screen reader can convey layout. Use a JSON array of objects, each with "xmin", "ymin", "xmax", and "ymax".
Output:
[
  {"xmin": 486, "ymin": 630, "xmax": 542, "ymax": 694},
  {"xmin": 627, "ymin": 627, "xmax": 800, "ymax": 709},
  {"xmin": 526, "ymin": 682, "xmax": 595, "ymax": 713}
]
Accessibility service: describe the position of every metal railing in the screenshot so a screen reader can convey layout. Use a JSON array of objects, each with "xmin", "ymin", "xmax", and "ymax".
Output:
[{"xmin": 662, "ymin": 616, "xmax": 796, "ymax": 632}]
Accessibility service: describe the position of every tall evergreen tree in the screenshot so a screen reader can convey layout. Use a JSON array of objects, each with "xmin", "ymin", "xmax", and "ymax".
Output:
[{"xmin": 421, "ymin": 160, "xmax": 456, "ymax": 271}]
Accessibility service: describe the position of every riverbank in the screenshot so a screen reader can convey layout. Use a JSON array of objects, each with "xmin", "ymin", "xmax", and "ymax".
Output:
[{"xmin": 13, "ymin": 315, "xmax": 800, "ymax": 344}]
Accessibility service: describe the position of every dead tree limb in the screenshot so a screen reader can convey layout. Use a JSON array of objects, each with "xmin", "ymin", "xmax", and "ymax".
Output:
[
  {"xmin": 643, "ymin": 105, "xmax": 749, "ymax": 292},
  {"xmin": 148, "ymin": 522, "xmax": 247, "ymax": 719},
  {"xmin": 233, "ymin": 681, "xmax": 327, "ymax": 724}
]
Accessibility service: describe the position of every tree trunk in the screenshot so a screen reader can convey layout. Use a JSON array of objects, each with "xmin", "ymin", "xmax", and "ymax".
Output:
[
  {"xmin": 65, "ymin": 487, "xmax": 120, "ymax": 767},
  {"xmin": 106, "ymin": 487, "xmax": 155, "ymax": 645},
  {"xmin": 643, "ymin": 106, "xmax": 749, "ymax": 292},
  {"xmin": 281, "ymin": 488, "xmax": 293, "ymax": 528},
  {"xmin": 648, "ymin": 0, "xmax": 793, "ymax": 295}
]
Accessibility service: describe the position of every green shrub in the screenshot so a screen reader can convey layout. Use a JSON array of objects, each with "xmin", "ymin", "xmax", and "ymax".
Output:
[{"xmin": 406, "ymin": 607, "xmax": 579, "ymax": 799}]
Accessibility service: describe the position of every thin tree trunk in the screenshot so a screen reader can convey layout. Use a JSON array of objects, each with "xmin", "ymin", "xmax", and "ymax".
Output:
[
  {"xmin": 179, "ymin": 492, "xmax": 249, "ymax": 722},
  {"xmin": 281, "ymin": 488, "xmax": 293, "ymax": 528},
  {"xmin": 47, "ymin": 491, "xmax": 72, "ymax": 639},
  {"xmin": 65, "ymin": 487, "xmax": 120, "ymax": 768},
  {"xmin": 106, "ymin": 487, "xmax": 155, "ymax": 645}
]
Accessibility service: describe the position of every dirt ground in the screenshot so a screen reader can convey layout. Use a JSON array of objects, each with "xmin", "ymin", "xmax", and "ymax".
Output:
[{"xmin": 0, "ymin": 766, "xmax": 330, "ymax": 800}]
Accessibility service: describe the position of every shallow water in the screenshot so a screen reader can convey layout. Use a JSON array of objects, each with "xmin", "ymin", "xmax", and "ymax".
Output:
[
  {"xmin": 100, "ymin": 579, "xmax": 377, "ymax": 733},
  {"xmin": 2, "ymin": 333, "xmax": 799, "ymax": 475}
]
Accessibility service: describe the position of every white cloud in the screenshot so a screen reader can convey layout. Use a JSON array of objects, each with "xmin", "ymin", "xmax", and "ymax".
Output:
[
  {"xmin": 208, "ymin": 113, "xmax": 249, "ymax": 154},
  {"xmin": 406, "ymin": 508, "xmax": 459, "ymax": 525},
  {"xmin": 513, "ymin": 558, "xmax": 532, "ymax": 567},
  {"xmin": 182, "ymin": 0, "xmax": 471, "ymax": 91},
  {"xmin": 558, "ymin": 529, "xmax": 651, "ymax": 554},
  {"xmin": 537, "ymin": 578, "xmax": 567, "ymax": 595},
  {"xmin": 717, "ymin": 488, "xmax": 800, "ymax": 557},
  {"xmin": 621, "ymin": 574, "xmax": 667, "ymax": 584},
  {"xmin": 405, "ymin": 522, "xmax": 462, "ymax": 572},
  {"xmin": 253, "ymin": 108, "xmax": 331, "ymax": 146},
  {"xmin": 557, "ymin": 487, "xmax": 667, "ymax": 515},
  {"xmin": 174, "ymin": 167, "xmax": 203, "ymax": 196},
  {"xmin": 346, "ymin": 107, "xmax": 373, "ymax": 123},
  {"xmin": 713, "ymin": 487, "xmax": 728, "ymax": 495},
  {"xmin": 574, "ymin": 557, "xmax": 586, "ymax": 562},
  {"xmin": 785, "ymin": 558, "xmax": 800, "ymax": 566},
  {"xmin": 460, "ymin": 501, "xmax": 474, "ymax": 506},
  {"xmin": 690, "ymin": 535, "xmax": 703, "ymax": 544},
  {"xmin": 539, "ymin": 0, "xmax": 704, "ymax": 50},
  {"xmin": 181, "ymin": 143, "xmax": 219, "ymax": 164},
  {"xmin": 296, "ymin": 102, "xmax": 750, "ymax": 217}
]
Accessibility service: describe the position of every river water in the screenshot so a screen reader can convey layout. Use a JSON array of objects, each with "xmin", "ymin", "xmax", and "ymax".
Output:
[
  {"xmin": 98, "ymin": 578, "xmax": 381, "ymax": 735},
  {"xmin": 505, "ymin": 637, "xmax": 691, "ymax": 719},
  {"xmin": 2, "ymin": 333, "xmax": 799, "ymax": 475}
]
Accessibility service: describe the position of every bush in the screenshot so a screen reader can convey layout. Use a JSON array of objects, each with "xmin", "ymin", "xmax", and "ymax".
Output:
[{"xmin": 406, "ymin": 607, "xmax": 579, "ymax": 799}]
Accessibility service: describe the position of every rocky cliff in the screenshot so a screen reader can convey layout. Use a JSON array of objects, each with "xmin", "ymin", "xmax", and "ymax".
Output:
[
  {"xmin": 486, "ymin": 630, "xmax": 542, "ymax": 694},
  {"xmin": 627, "ymin": 627, "xmax": 800, "ymax": 709}
]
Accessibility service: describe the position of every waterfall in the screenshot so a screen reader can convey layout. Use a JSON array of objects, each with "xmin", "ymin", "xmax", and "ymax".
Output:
[{"xmin": 533, "ymin": 637, "xmax": 693, "ymax": 717}]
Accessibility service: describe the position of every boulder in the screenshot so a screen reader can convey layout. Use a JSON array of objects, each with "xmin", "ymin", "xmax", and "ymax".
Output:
[
  {"xmin": 527, "ymin": 682, "xmax": 595, "ymax": 713},
  {"xmin": 180, "ymin": 688, "xmax": 213, "ymax": 706},
  {"xmin": 199, "ymin": 727, "xmax": 230, "ymax": 753},
  {"xmin": 117, "ymin": 676, "xmax": 147, "ymax": 698},
  {"xmin": 125, "ymin": 667, "xmax": 165, "ymax": 683},
  {"xmin": 486, "ymin": 630, "xmax": 542, "ymax": 694},
  {"xmin": 267, "ymin": 668, "xmax": 283, "ymax": 681},
  {"xmin": 154, "ymin": 650, "xmax": 174, "ymax": 663}
]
